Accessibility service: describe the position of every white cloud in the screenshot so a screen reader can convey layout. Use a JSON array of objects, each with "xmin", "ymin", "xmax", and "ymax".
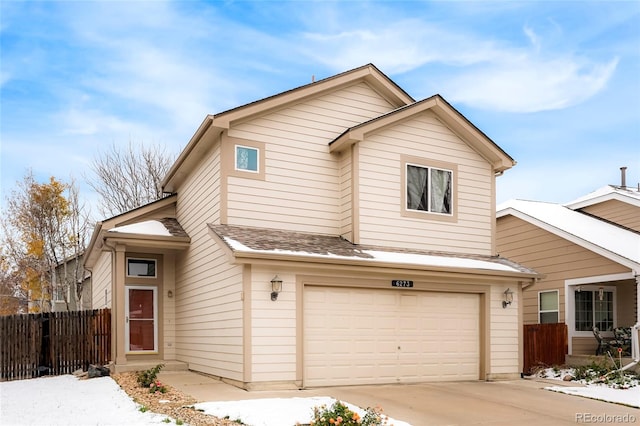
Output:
[
  {"xmin": 443, "ymin": 56, "xmax": 619, "ymax": 112},
  {"xmin": 297, "ymin": 17, "xmax": 619, "ymax": 113}
]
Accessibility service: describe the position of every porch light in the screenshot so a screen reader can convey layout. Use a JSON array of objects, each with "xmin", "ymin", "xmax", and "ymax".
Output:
[
  {"xmin": 502, "ymin": 288, "xmax": 514, "ymax": 308},
  {"xmin": 270, "ymin": 275, "xmax": 283, "ymax": 301},
  {"xmin": 598, "ymin": 287, "xmax": 604, "ymax": 301}
]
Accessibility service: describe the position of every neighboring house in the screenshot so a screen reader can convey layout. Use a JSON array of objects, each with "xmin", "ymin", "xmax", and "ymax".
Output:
[
  {"xmin": 85, "ymin": 64, "xmax": 539, "ymax": 389},
  {"xmin": 52, "ymin": 253, "xmax": 92, "ymax": 312},
  {"xmin": 496, "ymin": 173, "xmax": 640, "ymax": 362}
]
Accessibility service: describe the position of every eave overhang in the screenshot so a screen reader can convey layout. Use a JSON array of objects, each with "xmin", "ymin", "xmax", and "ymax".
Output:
[{"xmin": 330, "ymin": 95, "xmax": 516, "ymax": 173}]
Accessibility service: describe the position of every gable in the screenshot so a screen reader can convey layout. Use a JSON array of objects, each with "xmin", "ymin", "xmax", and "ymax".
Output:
[
  {"xmin": 162, "ymin": 64, "xmax": 414, "ymax": 193},
  {"xmin": 578, "ymin": 199, "xmax": 640, "ymax": 232},
  {"xmin": 329, "ymin": 95, "xmax": 515, "ymax": 172},
  {"xmin": 497, "ymin": 200, "xmax": 640, "ymax": 271}
]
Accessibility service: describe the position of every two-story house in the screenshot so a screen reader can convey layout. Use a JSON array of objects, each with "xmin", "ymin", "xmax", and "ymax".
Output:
[{"xmin": 85, "ymin": 64, "xmax": 538, "ymax": 389}]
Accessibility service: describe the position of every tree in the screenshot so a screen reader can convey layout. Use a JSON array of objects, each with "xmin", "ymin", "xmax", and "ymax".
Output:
[
  {"xmin": 86, "ymin": 141, "xmax": 174, "ymax": 218},
  {"xmin": 0, "ymin": 172, "xmax": 90, "ymax": 313}
]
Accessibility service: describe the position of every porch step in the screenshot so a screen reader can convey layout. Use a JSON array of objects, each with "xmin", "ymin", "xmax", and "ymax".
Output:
[{"xmin": 111, "ymin": 360, "xmax": 188, "ymax": 374}]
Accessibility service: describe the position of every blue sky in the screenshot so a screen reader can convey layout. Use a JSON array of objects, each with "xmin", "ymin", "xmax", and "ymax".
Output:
[{"xmin": 1, "ymin": 1, "xmax": 639, "ymax": 217}]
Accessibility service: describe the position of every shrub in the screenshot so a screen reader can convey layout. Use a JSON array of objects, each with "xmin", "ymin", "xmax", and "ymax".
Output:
[
  {"xmin": 137, "ymin": 364, "xmax": 165, "ymax": 388},
  {"xmin": 309, "ymin": 400, "xmax": 389, "ymax": 426},
  {"xmin": 149, "ymin": 379, "xmax": 168, "ymax": 394}
]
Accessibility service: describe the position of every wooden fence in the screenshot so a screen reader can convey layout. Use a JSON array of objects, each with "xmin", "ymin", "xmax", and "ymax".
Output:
[
  {"xmin": 0, "ymin": 308, "xmax": 111, "ymax": 381},
  {"xmin": 523, "ymin": 323, "xmax": 567, "ymax": 374}
]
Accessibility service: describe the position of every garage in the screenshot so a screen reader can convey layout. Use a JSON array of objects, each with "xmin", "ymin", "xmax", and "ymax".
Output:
[{"xmin": 304, "ymin": 285, "xmax": 480, "ymax": 387}]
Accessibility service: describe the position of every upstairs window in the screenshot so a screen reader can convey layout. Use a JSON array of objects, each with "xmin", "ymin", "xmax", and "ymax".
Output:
[
  {"xmin": 235, "ymin": 145, "xmax": 259, "ymax": 173},
  {"xmin": 406, "ymin": 164, "xmax": 453, "ymax": 215}
]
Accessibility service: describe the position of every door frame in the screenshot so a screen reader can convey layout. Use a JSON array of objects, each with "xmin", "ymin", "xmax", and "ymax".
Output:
[{"xmin": 125, "ymin": 285, "xmax": 158, "ymax": 353}]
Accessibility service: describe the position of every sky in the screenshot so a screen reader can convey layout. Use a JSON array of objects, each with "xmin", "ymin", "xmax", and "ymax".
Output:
[{"xmin": 1, "ymin": 0, "xmax": 639, "ymax": 219}]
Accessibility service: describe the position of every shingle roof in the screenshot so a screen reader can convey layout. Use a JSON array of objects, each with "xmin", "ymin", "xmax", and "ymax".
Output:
[{"xmin": 208, "ymin": 224, "xmax": 538, "ymax": 276}]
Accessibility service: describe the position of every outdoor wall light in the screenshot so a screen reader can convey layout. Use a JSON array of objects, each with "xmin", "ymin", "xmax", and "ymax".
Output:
[
  {"xmin": 270, "ymin": 275, "xmax": 283, "ymax": 301},
  {"xmin": 167, "ymin": 290, "xmax": 173, "ymax": 298},
  {"xmin": 502, "ymin": 288, "xmax": 514, "ymax": 308}
]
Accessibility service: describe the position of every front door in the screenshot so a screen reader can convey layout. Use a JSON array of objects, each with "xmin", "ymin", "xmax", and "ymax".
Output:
[{"xmin": 125, "ymin": 286, "xmax": 157, "ymax": 352}]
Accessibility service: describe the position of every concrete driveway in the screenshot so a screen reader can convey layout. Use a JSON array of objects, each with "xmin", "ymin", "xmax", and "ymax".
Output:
[{"xmin": 159, "ymin": 371, "xmax": 639, "ymax": 425}]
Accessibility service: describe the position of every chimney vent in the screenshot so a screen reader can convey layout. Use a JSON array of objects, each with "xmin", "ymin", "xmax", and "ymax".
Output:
[{"xmin": 620, "ymin": 166, "xmax": 627, "ymax": 188}]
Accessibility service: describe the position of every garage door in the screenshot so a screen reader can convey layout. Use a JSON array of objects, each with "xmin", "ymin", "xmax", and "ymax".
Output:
[{"xmin": 304, "ymin": 286, "xmax": 480, "ymax": 387}]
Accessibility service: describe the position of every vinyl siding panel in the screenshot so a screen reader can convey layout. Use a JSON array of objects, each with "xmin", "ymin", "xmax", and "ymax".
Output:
[
  {"xmin": 490, "ymin": 284, "xmax": 519, "ymax": 376},
  {"xmin": 226, "ymin": 82, "xmax": 395, "ymax": 234},
  {"xmin": 580, "ymin": 200, "xmax": 640, "ymax": 232},
  {"xmin": 339, "ymin": 147, "xmax": 353, "ymax": 240},
  {"xmin": 250, "ymin": 267, "xmax": 297, "ymax": 383},
  {"xmin": 358, "ymin": 112, "xmax": 493, "ymax": 254},
  {"xmin": 174, "ymin": 141, "xmax": 245, "ymax": 380},
  {"xmin": 496, "ymin": 215, "xmax": 630, "ymax": 326},
  {"xmin": 91, "ymin": 252, "xmax": 112, "ymax": 309}
]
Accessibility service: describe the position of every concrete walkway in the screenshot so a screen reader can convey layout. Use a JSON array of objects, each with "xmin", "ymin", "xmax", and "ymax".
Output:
[{"xmin": 158, "ymin": 371, "xmax": 639, "ymax": 425}]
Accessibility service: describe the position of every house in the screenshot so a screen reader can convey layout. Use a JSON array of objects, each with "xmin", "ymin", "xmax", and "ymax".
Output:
[
  {"xmin": 496, "ymin": 169, "xmax": 639, "ymax": 364},
  {"xmin": 52, "ymin": 253, "xmax": 92, "ymax": 312},
  {"xmin": 85, "ymin": 64, "xmax": 539, "ymax": 389}
]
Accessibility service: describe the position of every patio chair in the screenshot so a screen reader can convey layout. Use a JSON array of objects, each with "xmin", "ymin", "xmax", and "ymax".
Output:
[{"xmin": 592, "ymin": 326, "xmax": 612, "ymax": 355}]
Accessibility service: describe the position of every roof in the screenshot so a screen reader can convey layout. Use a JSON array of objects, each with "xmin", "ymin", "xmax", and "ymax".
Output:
[
  {"xmin": 497, "ymin": 199, "xmax": 640, "ymax": 271},
  {"xmin": 329, "ymin": 94, "xmax": 515, "ymax": 172},
  {"xmin": 107, "ymin": 218, "xmax": 189, "ymax": 238},
  {"xmin": 161, "ymin": 64, "xmax": 415, "ymax": 193},
  {"xmin": 208, "ymin": 224, "xmax": 539, "ymax": 279},
  {"xmin": 565, "ymin": 185, "xmax": 640, "ymax": 209}
]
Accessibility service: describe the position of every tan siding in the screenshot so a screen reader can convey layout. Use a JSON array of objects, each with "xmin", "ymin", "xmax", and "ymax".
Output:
[
  {"xmin": 497, "ymin": 215, "xmax": 630, "ymax": 325},
  {"xmin": 339, "ymin": 147, "xmax": 353, "ymax": 240},
  {"xmin": 91, "ymin": 252, "xmax": 112, "ymax": 309},
  {"xmin": 580, "ymin": 200, "xmax": 640, "ymax": 232},
  {"xmin": 226, "ymin": 82, "xmax": 396, "ymax": 234},
  {"xmin": 250, "ymin": 267, "xmax": 297, "ymax": 382},
  {"xmin": 357, "ymin": 112, "xmax": 494, "ymax": 254},
  {"xmin": 174, "ymin": 141, "xmax": 245, "ymax": 380},
  {"xmin": 490, "ymin": 285, "xmax": 520, "ymax": 375}
]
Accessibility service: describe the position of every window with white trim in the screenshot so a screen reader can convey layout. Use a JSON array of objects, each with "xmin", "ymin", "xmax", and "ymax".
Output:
[
  {"xmin": 235, "ymin": 145, "xmax": 259, "ymax": 173},
  {"xmin": 406, "ymin": 163, "xmax": 453, "ymax": 215},
  {"xmin": 575, "ymin": 288, "xmax": 614, "ymax": 331},
  {"xmin": 539, "ymin": 290, "xmax": 558, "ymax": 324}
]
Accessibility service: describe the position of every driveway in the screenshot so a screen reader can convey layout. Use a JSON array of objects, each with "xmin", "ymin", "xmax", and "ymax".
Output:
[{"xmin": 158, "ymin": 372, "xmax": 639, "ymax": 425}]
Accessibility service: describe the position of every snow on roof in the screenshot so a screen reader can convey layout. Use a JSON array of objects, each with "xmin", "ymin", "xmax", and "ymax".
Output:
[
  {"xmin": 497, "ymin": 199, "xmax": 640, "ymax": 269},
  {"xmin": 215, "ymin": 225, "xmax": 536, "ymax": 276},
  {"xmin": 565, "ymin": 185, "xmax": 640, "ymax": 209},
  {"xmin": 108, "ymin": 220, "xmax": 172, "ymax": 236}
]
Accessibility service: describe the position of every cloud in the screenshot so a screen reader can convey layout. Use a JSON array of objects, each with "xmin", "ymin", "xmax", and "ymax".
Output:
[
  {"xmin": 443, "ymin": 56, "xmax": 619, "ymax": 113},
  {"xmin": 296, "ymin": 17, "xmax": 619, "ymax": 113}
]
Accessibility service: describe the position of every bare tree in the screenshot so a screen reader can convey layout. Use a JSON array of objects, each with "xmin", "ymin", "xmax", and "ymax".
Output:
[{"xmin": 86, "ymin": 141, "xmax": 175, "ymax": 217}]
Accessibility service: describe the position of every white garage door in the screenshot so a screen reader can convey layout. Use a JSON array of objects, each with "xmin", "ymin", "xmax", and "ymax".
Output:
[{"xmin": 304, "ymin": 286, "xmax": 480, "ymax": 387}]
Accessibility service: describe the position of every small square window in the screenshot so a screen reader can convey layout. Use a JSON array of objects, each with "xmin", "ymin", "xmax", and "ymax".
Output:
[
  {"xmin": 127, "ymin": 259, "xmax": 156, "ymax": 277},
  {"xmin": 406, "ymin": 164, "xmax": 452, "ymax": 215},
  {"xmin": 235, "ymin": 145, "xmax": 259, "ymax": 172}
]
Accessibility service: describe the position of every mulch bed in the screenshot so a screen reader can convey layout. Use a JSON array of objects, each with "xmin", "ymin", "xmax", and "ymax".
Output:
[{"xmin": 111, "ymin": 372, "xmax": 239, "ymax": 426}]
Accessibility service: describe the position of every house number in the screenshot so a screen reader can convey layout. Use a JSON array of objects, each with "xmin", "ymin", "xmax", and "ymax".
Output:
[{"xmin": 392, "ymin": 280, "xmax": 413, "ymax": 288}]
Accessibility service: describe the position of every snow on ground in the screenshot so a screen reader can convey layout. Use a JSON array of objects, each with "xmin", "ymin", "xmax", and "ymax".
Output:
[
  {"xmin": 0, "ymin": 375, "xmax": 171, "ymax": 426},
  {"xmin": 194, "ymin": 397, "xmax": 412, "ymax": 426},
  {"xmin": 0, "ymin": 375, "xmax": 411, "ymax": 426},
  {"xmin": 534, "ymin": 367, "xmax": 640, "ymax": 408}
]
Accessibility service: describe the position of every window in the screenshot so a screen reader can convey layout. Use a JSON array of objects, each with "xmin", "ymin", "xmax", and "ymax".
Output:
[
  {"xmin": 127, "ymin": 258, "xmax": 156, "ymax": 278},
  {"xmin": 575, "ymin": 289, "xmax": 613, "ymax": 331},
  {"xmin": 406, "ymin": 164, "xmax": 452, "ymax": 215},
  {"xmin": 539, "ymin": 291, "xmax": 558, "ymax": 323},
  {"xmin": 235, "ymin": 145, "xmax": 259, "ymax": 172},
  {"xmin": 54, "ymin": 285, "xmax": 66, "ymax": 302}
]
